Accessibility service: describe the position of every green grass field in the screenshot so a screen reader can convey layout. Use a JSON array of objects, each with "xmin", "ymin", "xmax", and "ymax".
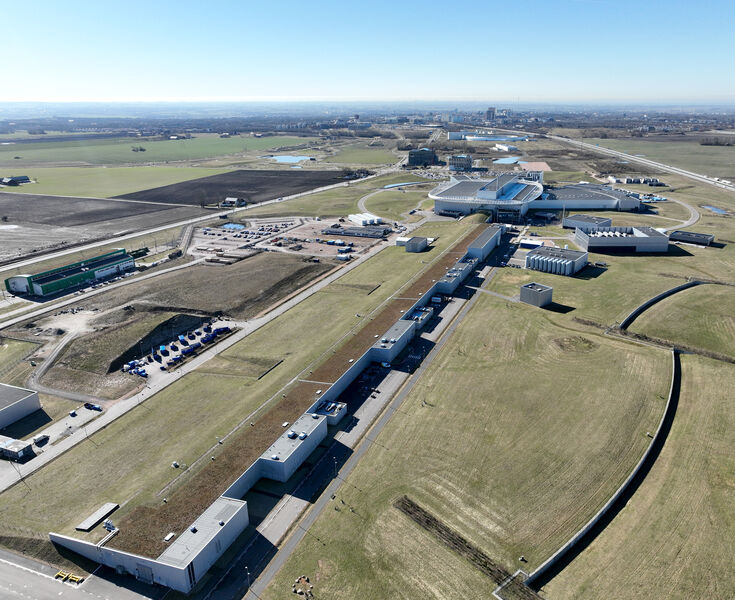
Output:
[
  {"xmin": 631, "ymin": 284, "xmax": 735, "ymax": 356},
  {"xmin": 241, "ymin": 173, "xmax": 432, "ymax": 218},
  {"xmin": 584, "ymin": 137, "xmax": 735, "ymax": 180},
  {"xmin": 322, "ymin": 144, "xmax": 398, "ymax": 165},
  {"xmin": 0, "ymin": 218, "xmax": 476, "ymax": 565},
  {"xmin": 544, "ymin": 354, "xmax": 735, "ymax": 600},
  {"xmin": 0, "ymin": 134, "xmax": 319, "ymax": 166},
  {"xmin": 262, "ymin": 297, "xmax": 670, "ymax": 600},
  {"xmin": 0, "ymin": 337, "xmax": 37, "ymax": 374},
  {"xmin": 4, "ymin": 166, "xmax": 228, "ymax": 198},
  {"xmin": 363, "ymin": 187, "xmax": 433, "ymax": 222}
]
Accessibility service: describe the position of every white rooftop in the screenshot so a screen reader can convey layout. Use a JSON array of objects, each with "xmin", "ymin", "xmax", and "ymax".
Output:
[
  {"xmin": 261, "ymin": 413, "xmax": 326, "ymax": 463},
  {"xmin": 0, "ymin": 383, "xmax": 36, "ymax": 410},
  {"xmin": 157, "ymin": 496, "xmax": 247, "ymax": 567}
]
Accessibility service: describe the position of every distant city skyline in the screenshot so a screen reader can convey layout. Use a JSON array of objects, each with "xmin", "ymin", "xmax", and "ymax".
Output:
[{"xmin": 4, "ymin": 0, "xmax": 735, "ymax": 104}]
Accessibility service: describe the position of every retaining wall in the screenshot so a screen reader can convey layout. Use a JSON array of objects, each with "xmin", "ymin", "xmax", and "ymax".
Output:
[{"xmin": 525, "ymin": 348, "xmax": 680, "ymax": 589}]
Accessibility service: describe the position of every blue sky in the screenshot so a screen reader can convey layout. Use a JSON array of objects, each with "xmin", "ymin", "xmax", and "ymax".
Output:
[{"xmin": 4, "ymin": 0, "xmax": 734, "ymax": 103}]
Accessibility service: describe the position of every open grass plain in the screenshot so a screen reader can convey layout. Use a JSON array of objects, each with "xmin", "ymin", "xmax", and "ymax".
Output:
[
  {"xmin": 0, "ymin": 134, "xmax": 319, "ymax": 167},
  {"xmin": 322, "ymin": 143, "xmax": 397, "ymax": 165},
  {"xmin": 630, "ymin": 284, "xmax": 735, "ymax": 357},
  {"xmin": 0, "ymin": 218, "xmax": 476, "ymax": 567},
  {"xmin": 261, "ymin": 296, "xmax": 670, "ymax": 600},
  {"xmin": 584, "ymin": 135, "xmax": 735, "ymax": 180},
  {"xmin": 544, "ymin": 354, "xmax": 735, "ymax": 600},
  {"xmin": 3, "ymin": 166, "xmax": 228, "ymax": 198},
  {"xmin": 241, "ymin": 173, "xmax": 434, "ymax": 219}
]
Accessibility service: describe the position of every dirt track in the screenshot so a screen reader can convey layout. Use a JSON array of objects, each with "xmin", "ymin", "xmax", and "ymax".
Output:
[{"xmin": 108, "ymin": 225, "xmax": 487, "ymax": 558}]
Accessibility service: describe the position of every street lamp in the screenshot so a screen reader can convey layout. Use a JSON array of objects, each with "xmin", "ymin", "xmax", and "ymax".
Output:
[{"xmin": 245, "ymin": 566, "xmax": 250, "ymax": 589}]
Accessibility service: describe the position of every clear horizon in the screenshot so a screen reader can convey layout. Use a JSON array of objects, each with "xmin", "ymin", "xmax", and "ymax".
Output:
[{"xmin": 4, "ymin": 0, "xmax": 735, "ymax": 104}]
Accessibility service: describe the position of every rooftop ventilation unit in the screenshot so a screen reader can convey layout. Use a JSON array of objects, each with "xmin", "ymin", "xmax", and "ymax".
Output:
[
  {"xmin": 298, "ymin": 432, "xmax": 308, "ymax": 440},
  {"xmin": 271, "ymin": 455, "xmax": 280, "ymax": 461}
]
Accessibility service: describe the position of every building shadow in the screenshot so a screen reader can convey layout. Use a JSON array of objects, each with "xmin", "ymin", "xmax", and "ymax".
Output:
[
  {"xmin": 541, "ymin": 302, "xmax": 575, "ymax": 314},
  {"xmin": 0, "ymin": 409, "xmax": 52, "ymax": 439},
  {"xmin": 710, "ymin": 241, "xmax": 727, "ymax": 249},
  {"xmin": 572, "ymin": 266, "xmax": 606, "ymax": 280}
]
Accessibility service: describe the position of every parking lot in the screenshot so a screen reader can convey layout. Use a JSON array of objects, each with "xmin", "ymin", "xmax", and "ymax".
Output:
[{"xmin": 257, "ymin": 219, "xmax": 384, "ymax": 258}]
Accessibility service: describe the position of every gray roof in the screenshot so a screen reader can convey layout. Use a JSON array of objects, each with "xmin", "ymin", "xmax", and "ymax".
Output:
[
  {"xmin": 468, "ymin": 225, "xmax": 502, "ymax": 249},
  {"xmin": 0, "ymin": 383, "xmax": 35, "ymax": 410},
  {"xmin": 634, "ymin": 227, "xmax": 669, "ymax": 238},
  {"xmin": 262, "ymin": 413, "xmax": 325, "ymax": 463},
  {"xmin": 527, "ymin": 246, "xmax": 587, "ymax": 260},
  {"xmin": 669, "ymin": 230, "xmax": 715, "ymax": 244},
  {"xmin": 546, "ymin": 184, "xmax": 633, "ymax": 203},
  {"xmin": 372, "ymin": 319, "xmax": 415, "ymax": 351},
  {"xmin": 565, "ymin": 214, "xmax": 611, "ymax": 224},
  {"xmin": 522, "ymin": 282, "xmax": 552, "ymax": 292},
  {"xmin": 157, "ymin": 496, "xmax": 247, "ymax": 567}
]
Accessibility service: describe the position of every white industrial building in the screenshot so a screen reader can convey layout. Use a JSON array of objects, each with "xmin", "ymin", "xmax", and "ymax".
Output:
[
  {"xmin": 348, "ymin": 212, "xmax": 383, "ymax": 226},
  {"xmin": 525, "ymin": 246, "xmax": 588, "ymax": 276},
  {"xmin": 574, "ymin": 226, "xmax": 669, "ymax": 253},
  {"xmin": 562, "ymin": 214, "xmax": 612, "ymax": 231},
  {"xmin": 50, "ymin": 224, "xmax": 505, "ymax": 594},
  {"xmin": 260, "ymin": 413, "xmax": 328, "ymax": 482},
  {"xmin": 494, "ymin": 143, "xmax": 518, "ymax": 152},
  {"xmin": 467, "ymin": 225, "xmax": 504, "ymax": 260},
  {"xmin": 431, "ymin": 178, "xmax": 642, "ymax": 222},
  {"xmin": 0, "ymin": 383, "xmax": 41, "ymax": 429},
  {"xmin": 430, "ymin": 174, "xmax": 544, "ymax": 220}
]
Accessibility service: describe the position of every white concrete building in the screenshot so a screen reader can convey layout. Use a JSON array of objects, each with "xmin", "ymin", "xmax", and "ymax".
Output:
[
  {"xmin": 574, "ymin": 226, "xmax": 669, "ymax": 253},
  {"xmin": 0, "ymin": 383, "xmax": 41, "ymax": 429},
  {"xmin": 562, "ymin": 214, "xmax": 613, "ymax": 231},
  {"xmin": 260, "ymin": 413, "xmax": 328, "ymax": 482},
  {"xmin": 525, "ymin": 246, "xmax": 588, "ymax": 276},
  {"xmin": 520, "ymin": 282, "xmax": 553, "ymax": 307}
]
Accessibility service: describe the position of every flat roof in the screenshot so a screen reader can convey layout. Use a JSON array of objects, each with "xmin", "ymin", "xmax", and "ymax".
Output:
[
  {"xmin": 468, "ymin": 225, "xmax": 502, "ymax": 249},
  {"xmin": 528, "ymin": 246, "xmax": 587, "ymax": 260},
  {"xmin": 522, "ymin": 282, "xmax": 552, "ymax": 292},
  {"xmin": 669, "ymin": 230, "xmax": 715, "ymax": 244},
  {"xmin": 372, "ymin": 319, "xmax": 415, "ymax": 350},
  {"xmin": 33, "ymin": 251, "xmax": 132, "ymax": 286},
  {"xmin": 545, "ymin": 184, "xmax": 635, "ymax": 203},
  {"xmin": 565, "ymin": 214, "xmax": 611, "ymax": 224},
  {"xmin": 76, "ymin": 503, "xmax": 119, "ymax": 532},
  {"xmin": 634, "ymin": 226, "xmax": 669, "ymax": 238},
  {"xmin": 261, "ymin": 413, "xmax": 326, "ymax": 464},
  {"xmin": 157, "ymin": 496, "xmax": 246, "ymax": 567},
  {"xmin": 0, "ymin": 383, "xmax": 35, "ymax": 411},
  {"xmin": 0, "ymin": 437, "xmax": 32, "ymax": 452}
]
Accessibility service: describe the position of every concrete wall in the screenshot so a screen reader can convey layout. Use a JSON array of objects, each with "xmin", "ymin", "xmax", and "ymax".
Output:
[
  {"xmin": 576, "ymin": 227, "xmax": 669, "ymax": 253},
  {"xmin": 525, "ymin": 349, "xmax": 680, "ymax": 589},
  {"xmin": 0, "ymin": 390, "xmax": 41, "ymax": 429},
  {"xmin": 49, "ymin": 533, "xmax": 191, "ymax": 592},
  {"xmin": 188, "ymin": 500, "xmax": 249, "ymax": 586},
  {"xmin": 259, "ymin": 417, "xmax": 328, "ymax": 482},
  {"xmin": 221, "ymin": 462, "xmax": 264, "ymax": 501}
]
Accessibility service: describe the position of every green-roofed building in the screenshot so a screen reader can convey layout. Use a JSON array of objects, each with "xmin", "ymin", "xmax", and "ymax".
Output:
[{"xmin": 5, "ymin": 249, "xmax": 135, "ymax": 297}]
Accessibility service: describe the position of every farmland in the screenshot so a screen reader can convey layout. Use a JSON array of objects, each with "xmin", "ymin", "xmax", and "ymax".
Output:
[
  {"xmin": 0, "ymin": 191, "xmax": 205, "ymax": 263},
  {"xmin": 0, "ymin": 134, "xmax": 320, "ymax": 167},
  {"xmin": 630, "ymin": 284, "xmax": 735, "ymax": 357},
  {"xmin": 0, "ymin": 218, "xmax": 477, "ymax": 565},
  {"xmin": 3, "ymin": 166, "xmax": 228, "ymax": 198},
  {"xmin": 261, "ymin": 296, "xmax": 670, "ymax": 600},
  {"xmin": 116, "ymin": 169, "xmax": 346, "ymax": 206},
  {"xmin": 544, "ymin": 354, "xmax": 735, "ymax": 600}
]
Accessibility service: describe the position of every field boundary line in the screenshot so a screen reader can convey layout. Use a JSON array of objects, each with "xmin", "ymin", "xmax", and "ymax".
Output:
[{"xmin": 525, "ymin": 348, "xmax": 680, "ymax": 589}]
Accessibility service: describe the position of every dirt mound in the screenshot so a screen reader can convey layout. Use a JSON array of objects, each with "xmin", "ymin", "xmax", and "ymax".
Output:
[{"xmin": 553, "ymin": 336, "xmax": 598, "ymax": 353}]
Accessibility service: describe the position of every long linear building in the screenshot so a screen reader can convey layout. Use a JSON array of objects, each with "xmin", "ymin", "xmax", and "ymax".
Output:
[
  {"xmin": 50, "ymin": 224, "xmax": 505, "ymax": 593},
  {"xmin": 5, "ymin": 249, "xmax": 134, "ymax": 297}
]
